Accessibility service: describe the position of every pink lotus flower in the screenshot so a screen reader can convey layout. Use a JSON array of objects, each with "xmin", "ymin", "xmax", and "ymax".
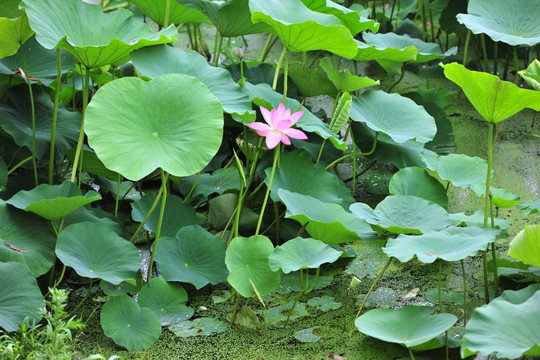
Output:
[{"xmin": 247, "ymin": 104, "xmax": 308, "ymax": 149}]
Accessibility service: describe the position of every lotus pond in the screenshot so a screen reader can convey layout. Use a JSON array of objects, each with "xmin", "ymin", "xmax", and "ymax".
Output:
[{"xmin": 0, "ymin": 0, "xmax": 539, "ymax": 359}]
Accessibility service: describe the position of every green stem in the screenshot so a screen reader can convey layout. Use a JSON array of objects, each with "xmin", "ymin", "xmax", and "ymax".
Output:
[
  {"xmin": 272, "ymin": 47, "xmax": 287, "ymax": 91},
  {"xmin": 70, "ymin": 65, "xmax": 90, "ymax": 184},
  {"xmin": 482, "ymin": 122, "xmax": 494, "ymax": 303},
  {"xmin": 387, "ymin": 65, "xmax": 405, "ymax": 93},
  {"xmin": 355, "ymin": 257, "xmax": 393, "ymax": 319},
  {"xmin": 70, "ymin": 279, "xmax": 93, "ymax": 316},
  {"xmin": 350, "ymin": 133, "xmax": 357, "ymax": 197},
  {"xmin": 163, "ymin": 0, "xmax": 171, "ymax": 28},
  {"xmin": 213, "ymin": 33, "xmax": 224, "ymax": 67},
  {"xmin": 114, "ymin": 173, "xmax": 122, "ymax": 218},
  {"xmin": 7, "ymin": 156, "xmax": 33, "ymax": 175},
  {"xmin": 49, "ymin": 49, "xmax": 62, "ymax": 185},
  {"xmin": 184, "ymin": 172, "xmax": 200, "ymax": 204},
  {"xmin": 273, "ymin": 202, "xmax": 280, "ymax": 244},
  {"xmin": 408, "ymin": 347, "xmax": 416, "ymax": 360},
  {"xmin": 461, "ymin": 259, "xmax": 467, "ymax": 327},
  {"xmin": 259, "ymin": 34, "xmax": 275, "ymax": 62},
  {"xmin": 255, "ymin": 147, "xmax": 279, "ymax": 235},
  {"xmin": 438, "ymin": 261, "xmax": 443, "ymax": 314},
  {"xmin": 21, "ymin": 46, "xmax": 38, "ymax": 186},
  {"xmin": 146, "ymin": 169, "xmax": 169, "ymax": 282},
  {"xmin": 325, "ymin": 133, "xmax": 378, "ymax": 171},
  {"xmin": 493, "ymin": 42, "xmax": 498, "ymax": 75},
  {"xmin": 490, "ymin": 198, "xmax": 499, "ymax": 297},
  {"xmin": 462, "ymin": 30, "xmax": 471, "ymax": 65},
  {"xmin": 481, "ymin": 34, "xmax": 489, "ymax": 73},
  {"xmin": 282, "ymin": 51, "xmax": 289, "ymax": 103},
  {"xmin": 230, "ymin": 295, "xmax": 241, "ymax": 325},
  {"xmin": 129, "ymin": 184, "xmax": 165, "ymax": 243},
  {"xmin": 513, "ymin": 46, "xmax": 520, "ymax": 84}
]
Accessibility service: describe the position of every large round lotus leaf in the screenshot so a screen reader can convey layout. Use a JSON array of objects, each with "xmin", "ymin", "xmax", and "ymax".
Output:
[
  {"xmin": 268, "ymin": 150, "xmax": 352, "ymax": 205},
  {"xmin": 355, "ymin": 306, "xmax": 457, "ymax": 348},
  {"xmin": 461, "ymin": 284, "xmax": 540, "ymax": 358},
  {"xmin": 457, "ymin": 0, "xmax": 540, "ymax": 47},
  {"xmin": 100, "ymin": 295, "xmax": 161, "ymax": 350},
  {"xmin": 384, "ymin": 227, "xmax": 498, "ymax": 263},
  {"xmin": 243, "ymin": 82, "xmax": 346, "ymax": 150},
  {"xmin": 352, "ymin": 38, "xmax": 418, "ymax": 63},
  {"xmin": 269, "ymin": 237, "xmax": 341, "ymax": 273},
  {"xmin": 138, "ymin": 277, "xmax": 194, "ymax": 326},
  {"xmin": 350, "ymin": 195, "xmax": 450, "ymax": 235},
  {"xmin": 177, "ymin": 167, "xmax": 241, "ymax": 199},
  {"xmin": 154, "ymin": 225, "xmax": 228, "ymax": 289},
  {"xmin": 0, "ymin": 36, "xmax": 75, "ymax": 86},
  {"xmin": 441, "ymin": 62, "xmax": 540, "ymax": 123},
  {"xmin": 350, "ymin": 90, "xmax": 436, "ymax": 144},
  {"xmin": 169, "ymin": 317, "xmax": 228, "ymax": 337},
  {"xmin": 0, "ymin": 201, "xmax": 56, "ymax": 276},
  {"xmin": 278, "ymin": 189, "xmax": 376, "ymax": 243},
  {"xmin": 0, "ymin": 262, "xmax": 44, "ymax": 332},
  {"xmin": 508, "ymin": 225, "xmax": 540, "ymax": 268},
  {"xmin": 131, "ymin": 194, "xmax": 200, "ymax": 238},
  {"xmin": 302, "ymin": 0, "xmax": 379, "ymax": 35},
  {"xmin": 7, "ymin": 181, "xmax": 101, "ymax": 220},
  {"xmin": 56, "ymin": 222, "xmax": 141, "ymax": 285},
  {"xmin": 248, "ymin": 0, "xmax": 358, "ymax": 58},
  {"xmin": 318, "ymin": 57, "xmax": 379, "ymax": 93},
  {"xmin": 0, "ymin": 85, "xmax": 80, "ymax": 161},
  {"xmin": 131, "ymin": 45, "xmax": 254, "ymax": 122},
  {"xmin": 225, "ymin": 235, "xmax": 280, "ymax": 298},
  {"xmin": 85, "ymin": 74, "xmax": 223, "ymax": 181},
  {"xmin": 389, "ymin": 167, "xmax": 448, "ymax": 209},
  {"xmin": 421, "ymin": 152, "xmax": 489, "ymax": 189},
  {"xmin": 519, "ymin": 59, "xmax": 540, "ymax": 90},
  {"xmin": 130, "ymin": 0, "xmax": 210, "ymax": 26},
  {"xmin": 0, "ymin": 14, "xmax": 33, "ymax": 59},
  {"xmin": 178, "ymin": 0, "xmax": 271, "ymax": 37},
  {"xmin": 20, "ymin": 0, "xmax": 177, "ymax": 68}
]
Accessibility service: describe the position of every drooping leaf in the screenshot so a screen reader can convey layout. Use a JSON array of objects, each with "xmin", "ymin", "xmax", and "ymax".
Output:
[
  {"xmin": 508, "ymin": 225, "xmax": 540, "ymax": 268},
  {"xmin": 131, "ymin": 0, "xmax": 210, "ymax": 25},
  {"xmin": 457, "ymin": 0, "xmax": 540, "ymax": 46},
  {"xmin": 319, "ymin": 57, "xmax": 379, "ymax": 93},
  {"xmin": 248, "ymin": 0, "xmax": 358, "ymax": 58},
  {"xmin": 421, "ymin": 152, "xmax": 490, "ymax": 189},
  {"xmin": 7, "ymin": 181, "xmax": 101, "ymax": 220},
  {"xmin": 470, "ymin": 184, "xmax": 521, "ymax": 208},
  {"xmin": 20, "ymin": 0, "xmax": 177, "ymax": 68},
  {"xmin": 0, "ymin": 201, "xmax": 56, "ymax": 276},
  {"xmin": 441, "ymin": 62, "xmax": 540, "ymax": 123},
  {"xmin": 269, "ymin": 237, "xmax": 341, "ymax": 273},
  {"xmin": 131, "ymin": 194, "xmax": 200, "ymax": 238},
  {"xmin": 226, "ymin": 235, "xmax": 280, "ymax": 298},
  {"xmin": 389, "ymin": 167, "xmax": 448, "ymax": 209},
  {"xmin": 0, "ymin": 13, "xmax": 33, "ymax": 59},
  {"xmin": 355, "ymin": 306, "xmax": 457, "ymax": 348},
  {"xmin": 138, "ymin": 277, "xmax": 194, "ymax": 326},
  {"xmin": 350, "ymin": 195, "xmax": 450, "ymax": 235},
  {"xmin": 352, "ymin": 38, "xmax": 418, "ymax": 63},
  {"xmin": 56, "ymin": 221, "xmax": 141, "ymax": 285},
  {"xmin": 131, "ymin": 45, "xmax": 255, "ymax": 122},
  {"xmin": 169, "ymin": 317, "xmax": 228, "ymax": 337},
  {"xmin": 155, "ymin": 225, "xmax": 228, "ymax": 289},
  {"xmin": 350, "ymin": 90, "xmax": 436, "ymax": 144},
  {"xmin": 518, "ymin": 59, "xmax": 540, "ymax": 90},
  {"xmin": 287, "ymin": 60, "xmax": 337, "ymax": 97},
  {"xmin": 100, "ymin": 295, "xmax": 162, "ymax": 350},
  {"xmin": 329, "ymin": 91, "xmax": 352, "ymax": 134},
  {"xmin": 517, "ymin": 199, "xmax": 540, "ymax": 216},
  {"xmin": 85, "ymin": 74, "xmax": 223, "ymax": 181},
  {"xmin": 461, "ymin": 284, "xmax": 540, "ymax": 358}
]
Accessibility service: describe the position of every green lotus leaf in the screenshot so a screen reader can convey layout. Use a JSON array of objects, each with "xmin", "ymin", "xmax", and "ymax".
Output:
[
  {"xmin": 131, "ymin": 45, "xmax": 255, "ymax": 122},
  {"xmin": 0, "ymin": 85, "xmax": 80, "ymax": 161},
  {"xmin": 352, "ymin": 38, "xmax": 418, "ymax": 63},
  {"xmin": 56, "ymin": 221, "xmax": 141, "ymax": 285},
  {"xmin": 0, "ymin": 0, "xmax": 24, "ymax": 19},
  {"xmin": 7, "ymin": 181, "xmax": 101, "ymax": 220},
  {"xmin": 131, "ymin": 0, "xmax": 210, "ymax": 26},
  {"xmin": 100, "ymin": 295, "xmax": 162, "ymax": 351},
  {"xmin": 301, "ymin": 0, "xmax": 379, "ymax": 35},
  {"xmin": 457, "ymin": 0, "xmax": 540, "ymax": 46},
  {"xmin": 131, "ymin": 194, "xmax": 199, "ymax": 238},
  {"xmin": 0, "ymin": 201, "xmax": 56, "ymax": 276},
  {"xmin": 449, "ymin": 210, "xmax": 510, "ymax": 229},
  {"xmin": 287, "ymin": 60, "xmax": 337, "ymax": 97},
  {"xmin": 0, "ymin": 36, "xmax": 75, "ymax": 86},
  {"xmin": 269, "ymin": 237, "xmax": 341, "ymax": 273},
  {"xmin": 345, "ymin": 240, "xmax": 389, "ymax": 279},
  {"xmin": 350, "ymin": 195, "xmax": 450, "ymax": 234},
  {"xmin": 0, "ymin": 13, "xmax": 33, "ymax": 59},
  {"xmin": 307, "ymin": 296, "xmax": 342, "ymax": 312},
  {"xmin": 276, "ymin": 272, "xmax": 333, "ymax": 293},
  {"xmin": 268, "ymin": 150, "xmax": 352, "ymax": 206},
  {"xmin": 20, "ymin": 0, "xmax": 177, "ymax": 68},
  {"xmin": 470, "ymin": 184, "xmax": 521, "ymax": 208},
  {"xmin": 169, "ymin": 317, "xmax": 228, "ymax": 337},
  {"xmin": 62, "ymin": 206, "xmax": 124, "ymax": 236},
  {"xmin": 294, "ymin": 327, "xmax": 321, "ymax": 343},
  {"xmin": 178, "ymin": 167, "xmax": 241, "ymax": 199},
  {"xmin": 279, "ymin": 189, "xmax": 376, "ymax": 243},
  {"xmin": 178, "ymin": 0, "xmax": 271, "ymax": 36},
  {"xmin": 263, "ymin": 300, "xmax": 309, "ymax": 324},
  {"xmin": 100, "ymin": 278, "xmax": 140, "ymax": 297},
  {"xmin": 319, "ymin": 57, "xmax": 379, "ymax": 93},
  {"xmin": 243, "ymin": 81, "xmax": 346, "ymax": 150},
  {"xmin": 461, "ymin": 284, "xmax": 540, "ymax": 358},
  {"xmin": 0, "ymin": 262, "xmax": 44, "ymax": 332},
  {"xmin": 519, "ymin": 59, "xmax": 540, "ymax": 90},
  {"xmin": 226, "ymin": 235, "xmax": 280, "ymax": 298},
  {"xmin": 155, "ymin": 225, "xmax": 228, "ymax": 289},
  {"xmin": 85, "ymin": 74, "xmax": 223, "ymax": 181},
  {"xmin": 421, "ymin": 152, "xmax": 489, "ymax": 189},
  {"xmin": 389, "ymin": 167, "xmax": 448, "ymax": 209},
  {"xmin": 508, "ymin": 225, "xmax": 540, "ymax": 268},
  {"xmin": 517, "ymin": 199, "xmax": 540, "ymax": 216},
  {"xmin": 329, "ymin": 91, "xmax": 352, "ymax": 134},
  {"xmin": 66, "ymin": 148, "xmax": 119, "ymax": 180},
  {"xmin": 384, "ymin": 227, "xmax": 498, "ymax": 263},
  {"xmin": 355, "ymin": 305, "xmax": 457, "ymax": 348},
  {"xmin": 439, "ymin": 0, "xmax": 468, "ymax": 37},
  {"xmin": 441, "ymin": 62, "xmax": 540, "ymax": 123},
  {"xmin": 208, "ymin": 193, "xmax": 258, "ymax": 231},
  {"xmin": 350, "ymin": 90, "xmax": 436, "ymax": 144},
  {"xmin": 249, "ymin": 0, "xmax": 358, "ymax": 58},
  {"xmin": 138, "ymin": 277, "xmax": 194, "ymax": 326}
]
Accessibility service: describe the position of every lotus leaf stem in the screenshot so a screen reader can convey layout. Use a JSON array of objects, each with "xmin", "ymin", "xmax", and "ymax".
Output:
[
  {"xmin": 255, "ymin": 147, "xmax": 279, "ymax": 235},
  {"xmin": 282, "ymin": 52, "xmax": 289, "ymax": 103},
  {"xmin": 114, "ymin": 174, "xmax": 122, "ymax": 218},
  {"xmin": 481, "ymin": 34, "xmax": 489, "ymax": 73},
  {"xmin": 461, "ymin": 259, "xmax": 467, "ymax": 327},
  {"xmin": 489, "ymin": 197, "xmax": 499, "ymax": 297},
  {"xmin": 146, "ymin": 169, "xmax": 169, "ymax": 282},
  {"xmin": 387, "ymin": 65, "xmax": 405, "ymax": 93},
  {"xmin": 49, "ymin": 49, "xmax": 62, "ymax": 185},
  {"xmin": 325, "ymin": 133, "xmax": 378, "ymax": 171},
  {"xmin": 184, "ymin": 171, "xmax": 201, "ymax": 204},
  {"xmin": 259, "ymin": 34, "xmax": 275, "ymax": 62},
  {"xmin": 355, "ymin": 257, "xmax": 394, "ymax": 319},
  {"xmin": 20, "ymin": 46, "xmax": 38, "ymax": 186},
  {"xmin": 272, "ymin": 47, "xmax": 287, "ymax": 91},
  {"xmin": 163, "ymin": 0, "xmax": 171, "ymax": 28},
  {"xmin": 482, "ymin": 122, "xmax": 494, "ymax": 303},
  {"xmin": 408, "ymin": 347, "xmax": 416, "ymax": 360},
  {"xmin": 70, "ymin": 278, "xmax": 93, "ymax": 316},
  {"xmin": 513, "ymin": 47, "xmax": 520, "ymax": 84},
  {"xmin": 493, "ymin": 42, "xmax": 499, "ymax": 75},
  {"xmin": 213, "ymin": 33, "xmax": 224, "ymax": 67},
  {"xmin": 7, "ymin": 156, "xmax": 33, "ymax": 176},
  {"xmin": 70, "ymin": 65, "xmax": 90, "ymax": 184},
  {"xmin": 129, "ymin": 179, "xmax": 165, "ymax": 243}
]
